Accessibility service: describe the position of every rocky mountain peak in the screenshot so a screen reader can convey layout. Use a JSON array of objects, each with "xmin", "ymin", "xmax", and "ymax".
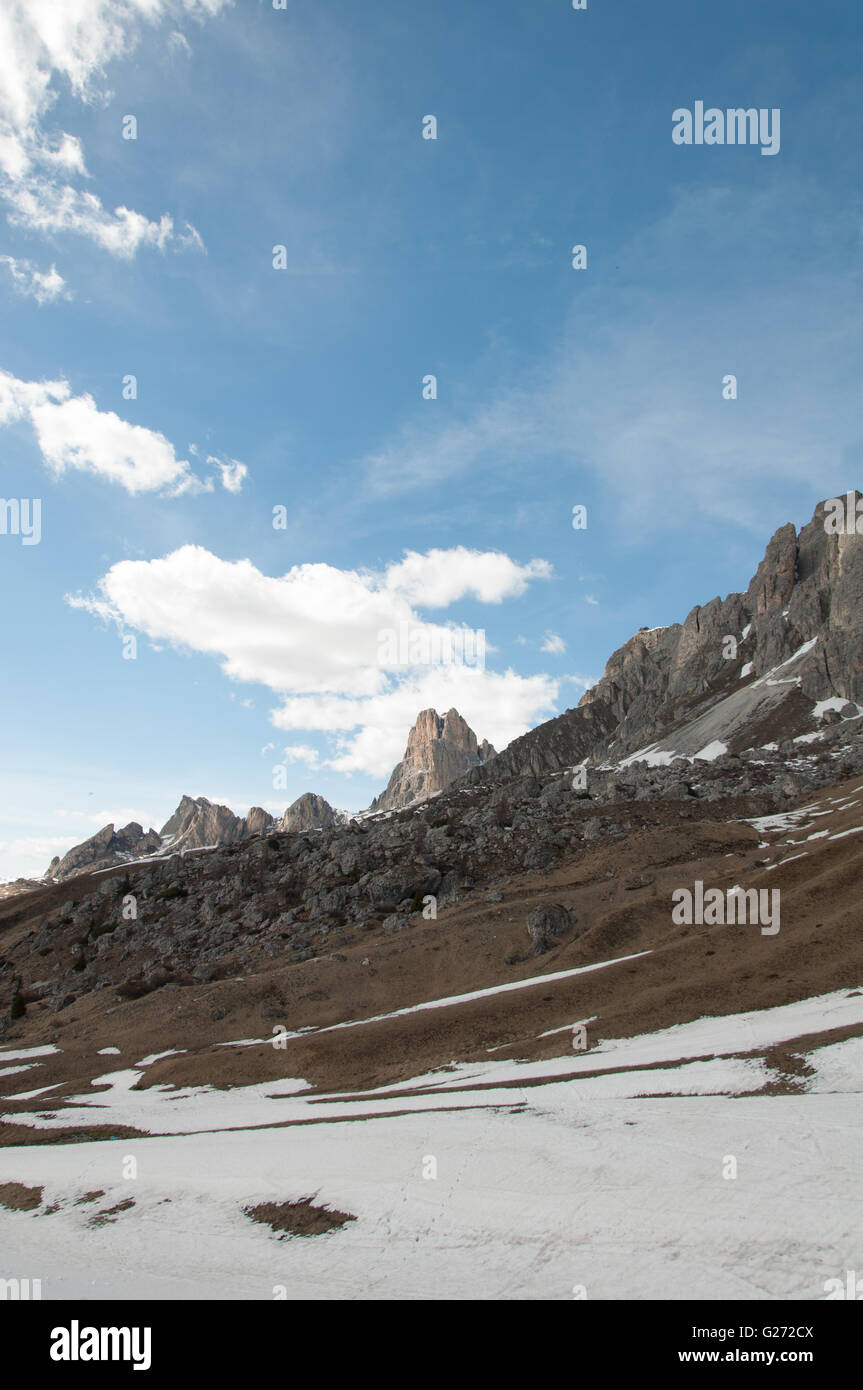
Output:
[
  {"xmin": 440, "ymin": 707, "xmax": 478, "ymax": 755},
  {"xmin": 160, "ymin": 796, "xmax": 274, "ymax": 854},
  {"xmin": 279, "ymin": 793, "xmax": 337, "ymax": 833},
  {"xmin": 46, "ymin": 820, "xmax": 161, "ymax": 883},
  {"xmin": 159, "ymin": 796, "xmax": 209, "ymax": 838},
  {"xmin": 369, "ymin": 707, "xmax": 496, "ymax": 812}
]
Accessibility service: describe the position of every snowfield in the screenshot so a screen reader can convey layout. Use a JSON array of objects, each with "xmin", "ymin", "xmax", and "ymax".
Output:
[{"xmin": 0, "ymin": 989, "xmax": 861, "ymax": 1300}]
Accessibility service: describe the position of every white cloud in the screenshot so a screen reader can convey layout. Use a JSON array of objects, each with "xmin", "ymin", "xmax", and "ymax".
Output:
[
  {"xmin": 385, "ymin": 547, "xmax": 550, "ymax": 607},
  {"xmin": 585, "ymin": 595, "xmax": 599, "ymax": 606},
  {"xmin": 0, "ymin": 835, "xmax": 77, "ymax": 882},
  {"xmin": 3, "ymin": 182, "xmax": 182, "ymax": 259},
  {"xmin": 209, "ymin": 454, "xmax": 247, "ymax": 494},
  {"xmin": 540, "ymin": 631, "xmax": 566, "ymax": 654},
  {"xmin": 280, "ymin": 744, "xmax": 321, "ymax": 769},
  {"xmin": 69, "ymin": 543, "xmax": 558, "ymax": 774},
  {"xmin": 0, "ymin": 1, "xmax": 230, "ymax": 259},
  {"xmin": 0, "ymin": 252, "xmax": 68, "ymax": 303},
  {"xmin": 297, "ymin": 667, "xmax": 557, "ymax": 777},
  {"xmin": 0, "ymin": 367, "xmax": 245, "ymax": 496}
]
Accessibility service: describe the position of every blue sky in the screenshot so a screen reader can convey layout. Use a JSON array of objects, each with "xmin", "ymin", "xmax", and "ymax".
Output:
[{"xmin": 1, "ymin": 0, "xmax": 861, "ymax": 879}]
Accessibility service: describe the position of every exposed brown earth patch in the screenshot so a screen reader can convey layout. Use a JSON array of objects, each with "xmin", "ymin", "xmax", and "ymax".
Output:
[
  {"xmin": 0, "ymin": 1122, "xmax": 148, "ymax": 1148},
  {"xmin": 0, "ymin": 1180, "xmax": 43, "ymax": 1210},
  {"xmin": 88, "ymin": 1198, "xmax": 136, "ymax": 1227},
  {"xmin": 244, "ymin": 1195, "xmax": 356, "ymax": 1238}
]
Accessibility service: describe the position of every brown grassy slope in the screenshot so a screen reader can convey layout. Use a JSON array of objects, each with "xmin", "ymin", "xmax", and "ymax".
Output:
[{"xmin": 0, "ymin": 778, "xmax": 861, "ymax": 1121}]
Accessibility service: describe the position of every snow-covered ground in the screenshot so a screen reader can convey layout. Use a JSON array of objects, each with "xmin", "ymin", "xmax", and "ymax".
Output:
[
  {"xmin": 0, "ymin": 1088, "xmax": 859, "ymax": 1301},
  {"xmin": 1, "ymin": 989, "xmax": 861, "ymax": 1300}
]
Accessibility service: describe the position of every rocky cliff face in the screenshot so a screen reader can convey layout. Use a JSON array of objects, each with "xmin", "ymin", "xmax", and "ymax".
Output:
[
  {"xmin": 369, "ymin": 708, "xmax": 496, "ymax": 812},
  {"xmin": 160, "ymin": 796, "xmax": 273, "ymax": 853},
  {"xmin": 467, "ymin": 494, "xmax": 863, "ymax": 784},
  {"xmin": 46, "ymin": 822, "xmax": 161, "ymax": 883},
  {"xmin": 279, "ymin": 793, "xmax": 337, "ymax": 833}
]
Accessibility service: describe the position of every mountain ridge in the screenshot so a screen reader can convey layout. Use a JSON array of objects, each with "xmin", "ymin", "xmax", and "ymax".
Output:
[
  {"xmin": 460, "ymin": 493, "xmax": 863, "ymax": 786},
  {"xmin": 31, "ymin": 493, "xmax": 863, "ymax": 888}
]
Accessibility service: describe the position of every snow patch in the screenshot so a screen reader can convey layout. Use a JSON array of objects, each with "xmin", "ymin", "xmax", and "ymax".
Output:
[
  {"xmin": 752, "ymin": 637, "xmax": 818, "ymax": 689},
  {"xmin": 693, "ymin": 740, "xmax": 727, "ymax": 762},
  {"xmin": 620, "ymin": 743, "xmax": 679, "ymax": 768}
]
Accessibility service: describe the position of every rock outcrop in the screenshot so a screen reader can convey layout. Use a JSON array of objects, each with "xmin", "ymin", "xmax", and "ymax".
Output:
[
  {"xmin": 279, "ymin": 793, "xmax": 338, "ymax": 833},
  {"xmin": 369, "ymin": 708, "xmax": 496, "ymax": 812},
  {"xmin": 46, "ymin": 822, "xmax": 161, "ymax": 882},
  {"xmin": 160, "ymin": 796, "xmax": 273, "ymax": 853},
  {"xmin": 527, "ymin": 903, "xmax": 575, "ymax": 955}
]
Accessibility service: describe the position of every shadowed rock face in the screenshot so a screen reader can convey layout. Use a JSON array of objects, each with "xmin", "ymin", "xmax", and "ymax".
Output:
[
  {"xmin": 369, "ymin": 708, "xmax": 496, "ymax": 812},
  {"xmin": 466, "ymin": 493, "xmax": 863, "ymax": 783},
  {"xmin": 279, "ymin": 793, "xmax": 337, "ymax": 833},
  {"xmin": 242, "ymin": 806, "xmax": 273, "ymax": 838}
]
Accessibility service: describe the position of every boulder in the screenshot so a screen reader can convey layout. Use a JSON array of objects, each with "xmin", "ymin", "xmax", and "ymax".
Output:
[{"xmin": 526, "ymin": 903, "xmax": 574, "ymax": 955}]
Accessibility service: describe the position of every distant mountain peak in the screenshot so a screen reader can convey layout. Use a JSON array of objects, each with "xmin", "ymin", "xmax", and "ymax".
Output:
[
  {"xmin": 279, "ymin": 792, "xmax": 338, "ymax": 833},
  {"xmin": 159, "ymin": 796, "xmax": 273, "ymax": 853}
]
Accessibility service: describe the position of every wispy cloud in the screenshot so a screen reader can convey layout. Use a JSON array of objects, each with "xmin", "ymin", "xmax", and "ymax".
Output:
[
  {"xmin": 0, "ymin": 252, "xmax": 69, "ymax": 303},
  {"xmin": 0, "ymin": 1, "xmax": 231, "ymax": 261},
  {"xmin": 0, "ymin": 369, "xmax": 246, "ymax": 496},
  {"xmin": 279, "ymin": 744, "xmax": 322, "ymax": 770},
  {"xmin": 359, "ymin": 178, "xmax": 863, "ymax": 533},
  {"xmin": 210, "ymin": 455, "xmax": 248, "ymax": 494}
]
